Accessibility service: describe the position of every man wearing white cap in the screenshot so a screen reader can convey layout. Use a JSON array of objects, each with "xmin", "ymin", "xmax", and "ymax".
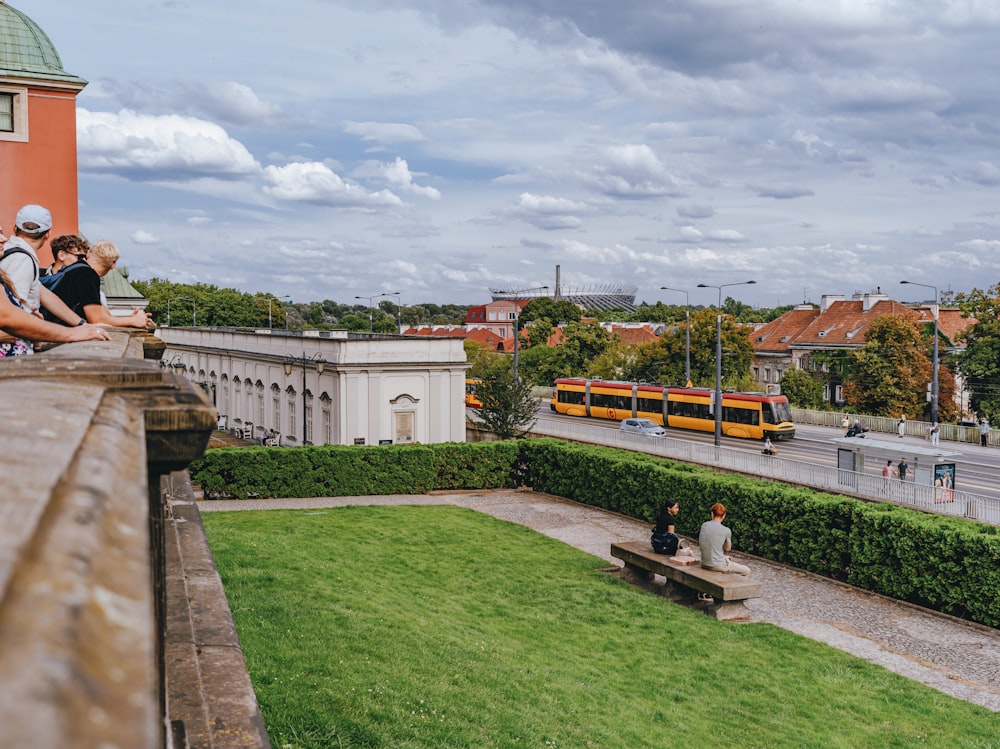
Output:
[{"xmin": 0, "ymin": 204, "xmax": 91, "ymax": 328}]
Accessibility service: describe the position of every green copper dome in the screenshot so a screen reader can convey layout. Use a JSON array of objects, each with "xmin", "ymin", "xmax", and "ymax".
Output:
[{"xmin": 0, "ymin": 1, "xmax": 86, "ymax": 85}]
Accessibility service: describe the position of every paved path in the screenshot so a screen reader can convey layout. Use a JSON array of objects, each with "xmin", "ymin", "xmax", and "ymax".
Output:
[{"xmin": 201, "ymin": 489, "xmax": 1000, "ymax": 712}]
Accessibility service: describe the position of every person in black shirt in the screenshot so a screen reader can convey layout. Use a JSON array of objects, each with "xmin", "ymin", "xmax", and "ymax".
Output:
[
  {"xmin": 650, "ymin": 498, "xmax": 680, "ymax": 556},
  {"xmin": 46, "ymin": 239, "xmax": 152, "ymax": 328}
]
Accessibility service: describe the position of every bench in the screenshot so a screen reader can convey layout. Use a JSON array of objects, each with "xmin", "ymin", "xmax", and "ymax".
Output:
[{"xmin": 610, "ymin": 541, "xmax": 762, "ymax": 621}]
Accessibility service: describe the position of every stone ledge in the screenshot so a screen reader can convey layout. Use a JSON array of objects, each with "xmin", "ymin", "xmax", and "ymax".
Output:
[{"xmin": 164, "ymin": 472, "xmax": 271, "ymax": 749}]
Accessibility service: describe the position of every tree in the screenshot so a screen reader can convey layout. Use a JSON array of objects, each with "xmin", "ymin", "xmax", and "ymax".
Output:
[
  {"xmin": 956, "ymin": 283, "xmax": 1000, "ymax": 423},
  {"xmin": 519, "ymin": 298, "xmax": 581, "ymax": 327},
  {"xmin": 778, "ymin": 367, "xmax": 825, "ymax": 409},
  {"xmin": 842, "ymin": 315, "xmax": 932, "ymax": 418},
  {"xmin": 475, "ymin": 360, "xmax": 538, "ymax": 439}
]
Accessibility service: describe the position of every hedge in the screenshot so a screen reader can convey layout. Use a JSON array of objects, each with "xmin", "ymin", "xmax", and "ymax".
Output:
[{"xmin": 189, "ymin": 438, "xmax": 1000, "ymax": 628}]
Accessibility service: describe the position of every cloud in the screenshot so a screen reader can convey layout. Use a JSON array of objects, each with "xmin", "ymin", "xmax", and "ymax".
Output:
[
  {"xmin": 353, "ymin": 157, "xmax": 442, "ymax": 199},
  {"xmin": 584, "ymin": 144, "xmax": 684, "ymax": 198},
  {"xmin": 343, "ymin": 121, "xmax": 427, "ymax": 147},
  {"xmin": 262, "ymin": 162, "xmax": 404, "ymax": 207},
  {"xmin": 131, "ymin": 230, "xmax": 159, "ymax": 244},
  {"xmin": 676, "ymin": 203, "xmax": 715, "ymax": 219},
  {"xmin": 504, "ymin": 192, "xmax": 587, "ymax": 230},
  {"xmin": 77, "ymin": 108, "xmax": 262, "ymax": 180},
  {"xmin": 749, "ymin": 183, "xmax": 816, "ymax": 200},
  {"xmin": 91, "ymin": 80, "xmax": 288, "ymax": 127}
]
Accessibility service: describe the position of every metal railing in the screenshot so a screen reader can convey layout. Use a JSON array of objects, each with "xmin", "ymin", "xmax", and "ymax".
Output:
[
  {"xmin": 529, "ymin": 419, "xmax": 1000, "ymax": 527},
  {"xmin": 792, "ymin": 408, "xmax": 992, "ymax": 446}
]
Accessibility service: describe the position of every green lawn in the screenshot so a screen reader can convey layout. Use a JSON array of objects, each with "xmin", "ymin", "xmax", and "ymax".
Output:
[{"xmin": 202, "ymin": 505, "xmax": 999, "ymax": 749}]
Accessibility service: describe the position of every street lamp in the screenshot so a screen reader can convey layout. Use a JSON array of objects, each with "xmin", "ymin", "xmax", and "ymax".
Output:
[
  {"xmin": 283, "ymin": 352, "xmax": 327, "ymax": 445},
  {"xmin": 660, "ymin": 286, "xmax": 691, "ymax": 386},
  {"xmin": 355, "ymin": 292, "xmax": 400, "ymax": 333},
  {"xmin": 697, "ymin": 280, "xmax": 756, "ymax": 446},
  {"xmin": 900, "ymin": 280, "xmax": 939, "ymax": 425},
  {"xmin": 501, "ymin": 285, "xmax": 549, "ymax": 381},
  {"xmin": 269, "ymin": 295, "xmax": 292, "ymax": 330},
  {"xmin": 167, "ymin": 296, "xmax": 196, "ymax": 327}
]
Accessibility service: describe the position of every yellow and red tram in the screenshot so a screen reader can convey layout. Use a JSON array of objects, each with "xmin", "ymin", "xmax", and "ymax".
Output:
[
  {"xmin": 465, "ymin": 378, "xmax": 483, "ymax": 409},
  {"xmin": 551, "ymin": 378, "xmax": 795, "ymax": 441}
]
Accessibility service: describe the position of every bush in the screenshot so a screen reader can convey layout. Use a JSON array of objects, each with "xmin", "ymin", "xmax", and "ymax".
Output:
[{"xmin": 190, "ymin": 438, "xmax": 1000, "ymax": 627}]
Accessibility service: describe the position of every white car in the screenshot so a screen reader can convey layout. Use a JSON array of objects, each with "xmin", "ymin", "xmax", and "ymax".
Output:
[{"xmin": 619, "ymin": 417, "xmax": 666, "ymax": 437}]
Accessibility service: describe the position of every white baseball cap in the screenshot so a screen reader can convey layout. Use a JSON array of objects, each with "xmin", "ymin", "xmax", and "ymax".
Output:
[{"xmin": 15, "ymin": 204, "xmax": 52, "ymax": 234}]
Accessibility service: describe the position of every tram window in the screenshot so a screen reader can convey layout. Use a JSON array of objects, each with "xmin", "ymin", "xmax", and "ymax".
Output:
[{"xmin": 637, "ymin": 396, "xmax": 662, "ymax": 413}]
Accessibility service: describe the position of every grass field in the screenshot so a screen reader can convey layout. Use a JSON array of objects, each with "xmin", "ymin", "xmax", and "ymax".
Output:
[{"xmin": 202, "ymin": 505, "xmax": 999, "ymax": 749}]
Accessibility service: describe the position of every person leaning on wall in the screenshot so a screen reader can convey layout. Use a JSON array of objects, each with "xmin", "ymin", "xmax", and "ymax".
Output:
[{"xmin": 45, "ymin": 239, "xmax": 153, "ymax": 329}]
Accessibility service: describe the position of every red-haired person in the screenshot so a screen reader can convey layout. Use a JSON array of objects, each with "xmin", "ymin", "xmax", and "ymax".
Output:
[{"xmin": 698, "ymin": 503, "xmax": 750, "ymax": 575}]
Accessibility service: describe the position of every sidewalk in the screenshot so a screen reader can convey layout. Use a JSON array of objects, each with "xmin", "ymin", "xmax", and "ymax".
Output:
[{"xmin": 200, "ymin": 489, "xmax": 1000, "ymax": 712}]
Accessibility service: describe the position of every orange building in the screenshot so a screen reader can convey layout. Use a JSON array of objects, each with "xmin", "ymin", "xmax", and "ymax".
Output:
[{"xmin": 0, "ymin": 1, "xmax": 87, "ymax": 267}]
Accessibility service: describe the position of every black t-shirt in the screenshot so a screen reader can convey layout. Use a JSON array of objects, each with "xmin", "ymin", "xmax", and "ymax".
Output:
[{"xmin": 43, "ymin": 261, "xmax": 101, "ymax": 324}]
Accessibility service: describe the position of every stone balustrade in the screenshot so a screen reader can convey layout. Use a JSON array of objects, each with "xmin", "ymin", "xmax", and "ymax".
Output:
[{"xmin": 0, "ymin": 331, "xmax": 269, "ymax": 748}]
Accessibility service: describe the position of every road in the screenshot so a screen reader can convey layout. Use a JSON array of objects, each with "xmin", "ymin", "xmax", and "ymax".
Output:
[{"xmin": 532, "ymin": 406, "xmax": 1000, "ymax": 499}]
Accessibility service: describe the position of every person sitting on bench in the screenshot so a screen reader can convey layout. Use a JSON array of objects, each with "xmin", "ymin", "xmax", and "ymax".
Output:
[
  {"xmin": 698, "ymin": 502, "xmax": 750, "ymax": 575},
  {"xmin": 650, "ymin": 498, "xmax": 680, "ymax": 556}
]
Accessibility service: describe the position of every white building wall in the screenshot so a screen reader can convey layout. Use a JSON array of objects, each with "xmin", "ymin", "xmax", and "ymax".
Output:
[{"xmin": 156, "ymin": 328, "xmax": 468, "ymax": 446}]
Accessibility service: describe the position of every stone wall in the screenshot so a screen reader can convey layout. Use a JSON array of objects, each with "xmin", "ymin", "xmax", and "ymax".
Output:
[{"xmin": 0, "ymin": 331, "xmax": 269, "ymax": 748}]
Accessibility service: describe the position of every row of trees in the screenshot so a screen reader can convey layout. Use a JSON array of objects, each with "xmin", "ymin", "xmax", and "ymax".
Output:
[
  {"xmin": 133, "ymin": 279, "xmax": 468, "ymax": 331},
  {"xmin": 132, "ymin": 276, "xmax": 1000, "ymax": 425}
]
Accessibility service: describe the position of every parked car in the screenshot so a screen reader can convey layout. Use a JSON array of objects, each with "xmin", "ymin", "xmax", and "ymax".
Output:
[{"xmin": 619, "ymin": 417, "xmax": 666, "ymax": 437}]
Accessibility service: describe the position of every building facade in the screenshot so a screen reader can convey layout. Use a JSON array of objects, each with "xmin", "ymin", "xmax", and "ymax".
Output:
[
  {"xmin": 158, "ymin": 327, "xmax": 469, "ymax": 447},
  {"xmin": 0, "ymin": 1, "xmax": 87, "ymax": 265}
]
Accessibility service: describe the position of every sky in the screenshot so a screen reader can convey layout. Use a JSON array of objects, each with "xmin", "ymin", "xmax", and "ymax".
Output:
[{"xmin": 16, "ymin": 0, "xmax": 1000, "ymax": 308}]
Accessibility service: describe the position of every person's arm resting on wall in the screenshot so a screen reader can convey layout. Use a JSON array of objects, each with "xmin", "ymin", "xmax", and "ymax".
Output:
[{"xmin": 82, "ymin": 303, "xmax": 152, "ymax": 328}]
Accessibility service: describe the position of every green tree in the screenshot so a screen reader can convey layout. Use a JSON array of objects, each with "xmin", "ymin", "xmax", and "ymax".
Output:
[
  {"xmin": 777, "ymin": 367, "xmax": 825, "ymax": 409},
  {"xmin": 956, "ymin": 283, "xmax": 1000, "ymax": 423},
  {"xmin": 519, "ymin": 298, "xmax": 581, "ymax": 327},
  {"xmin": 475, "ymin": 360, "xmax": 538, "ymax": 439},
  {"xmin": 842, "ymin": 315, "xmax": 932, "ymax": 418}
]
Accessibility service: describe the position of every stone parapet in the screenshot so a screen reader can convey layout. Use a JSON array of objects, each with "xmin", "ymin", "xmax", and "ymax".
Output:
[{"xmin": 0, "ymin": 330, "xmax": 266, "ymax": 748}]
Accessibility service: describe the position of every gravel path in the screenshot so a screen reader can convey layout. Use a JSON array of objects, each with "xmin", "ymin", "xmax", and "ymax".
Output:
[{"xmin": 200, "ymin": 489, "xmax": 1000, "ymax": 711}]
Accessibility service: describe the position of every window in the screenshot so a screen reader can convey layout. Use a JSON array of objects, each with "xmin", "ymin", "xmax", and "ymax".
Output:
[
  {"xmin": 0, "ymin": 93, "xmax": 12, "ymax": 132},
  {"xmin": 272, "ymin": 388, "xmax": 281, "ymax": 435},
  {"xmin": 0, "ymin": 88, "xmax": 28, "ymax": 142}
]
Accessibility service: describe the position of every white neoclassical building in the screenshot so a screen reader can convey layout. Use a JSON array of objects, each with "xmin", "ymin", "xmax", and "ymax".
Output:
[{"xmin": 157, "ymin": 327, "xmax": 469, "ymax": 446}]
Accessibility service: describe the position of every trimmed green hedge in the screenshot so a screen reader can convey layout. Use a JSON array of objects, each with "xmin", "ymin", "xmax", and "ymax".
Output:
[{"xmin": 190, "ymin": 438, "xmax": 1000, "ymax": 628}]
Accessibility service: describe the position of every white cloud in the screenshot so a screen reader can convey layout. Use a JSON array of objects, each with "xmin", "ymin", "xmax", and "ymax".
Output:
[
  {"xmin": 77, "ymin": 109, "xmax": 262, "ymax": 180},
  {"xmin": 131, "ymin": 230, "xmax": 159, "ymax": 244},
  {"xmin": 262, "ymin": 162, "xmax": 404, "ymax": 207},
  {"xmin": 353, "ymin": 157, "xmax": 442, "ymax": 200},
  {"xmin": 343, "ymin": 121, "xmax": 426, "ymax": 146}
]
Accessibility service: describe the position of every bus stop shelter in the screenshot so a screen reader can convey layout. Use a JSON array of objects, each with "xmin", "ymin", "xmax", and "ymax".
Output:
[{"xmin": 832, "ymin": 436, "xmax": 962, "ymax": 494}]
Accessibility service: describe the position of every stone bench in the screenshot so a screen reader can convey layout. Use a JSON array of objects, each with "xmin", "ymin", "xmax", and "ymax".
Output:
[{"xmin": 610, "ymin": 541, "xmax": 762, "ymax": 621}]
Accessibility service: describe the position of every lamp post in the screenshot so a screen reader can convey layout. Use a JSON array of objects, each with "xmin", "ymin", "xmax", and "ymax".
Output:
[
  {"xmin": 355, "ymin": 292, "xmax": 400, "ymax": 333},
  {"xmin": 500, "ymin": 285, "xmax": 549, "ymax": 381},
  {"xmin": 660, "ymin": 286, "xmax": 691, "ymax": 386},
  {"xmin": 384, "ymin": 291, "xmax": 401, "ymax": 332},
  {"xmin": 167, "ymin": 296, "xmax": 195, "ymax": 327},
  {"xmin": 900, "ymin": 280, "xmax": 939, "ymax": 425},
  {"xmin": 697, "ymin": 280, "xmax": 756, "ymax": 446},
  {"xmin": 269, "ymin": 295, "xmax": 292, "ymax": 330},
  {"xmin": 283, "ymin": 352, "xmax": 327, "ymax": 445}
]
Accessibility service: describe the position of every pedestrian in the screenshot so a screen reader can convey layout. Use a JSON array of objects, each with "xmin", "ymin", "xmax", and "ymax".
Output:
[
  {"xmin": 897, "ymin": 457, "xmax": 909, "ymax": 481},
  {"xmin": 979, "ymin": 419, "xmax": 989, "ymax": 447},
  {"xmin": 930, "ymin": 422, "xmax": 940, "ymax": 446},
  {"xmin": 882, "ymin": 460, "xmax": 895, "ymax": 479},
  {"xmin": 897, "ymin": 413, "xmax": 906, "ymax": 438},
  {"xmin": 698, "ymin": 502, "xmax": 750, "ymax": 575}
]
